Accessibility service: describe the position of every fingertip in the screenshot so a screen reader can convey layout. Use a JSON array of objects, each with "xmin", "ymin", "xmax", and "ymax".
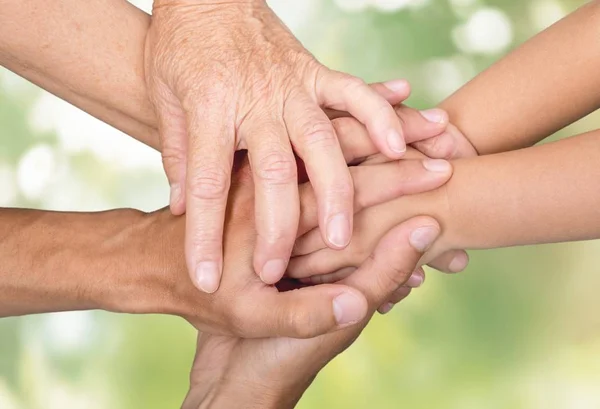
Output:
[
  {"xmin": 409, "ymin": 224, "xmax": 441, "ymax": 253},
  {"xmin": 422, "ymin": 158, "xmax": 452, "ymax": 174},
  {"xmin": 419, "ymin": 108, "xmax": 448, "ymax": 125},
  {"xmin": 333, "ymin": 290, "xmax": 368, "ymax": 327},
  {"xmin": 193, "ymin": 261, "xmax": 221, "ymax": 294},
  {"xmin": 325, "ymin": 213, "xmax": 352, "ymax": 249},
  {"xmin": 386, "ymin": 129, "xmax": 407, "ymax": 156},
  {"xmin": 169, "ymin": 183, "xmax": 187, "ymax": 215},
  {"xmin": 449, "ymin": 251, "xmax": 470, "ymax": 273},
  {"xmin": 381, "ymin": 79, "xmax": 411, "ymax": 100},
  {"xmin": 378, "ymin": 302, "xmax": 395, "ymax": 315},
  {"xmin": 259, "ymin": 258, "xmax": 288, "ymax": 285}
]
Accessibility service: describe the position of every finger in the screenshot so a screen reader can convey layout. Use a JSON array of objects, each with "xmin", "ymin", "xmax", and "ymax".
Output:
[
  {"xmin": 427, "ymin": 250, "xmax": 470, "ymax": 273},
  {"xmin": 331, "ymin": 107, "xmax": 449, "ymax": 163},
  {"xmin": 184, "ymin": 104, "xmax": 235, "ymax": 294},
  {"xmin": 288, "ymin": 244, "xmax": 359, "ymax": 279},
  {"xmin": 244, "ymin": 122, "xmax": 299, "ymax": 285},
  {"xmin": 294, "ymin": 159, "xmax": 453, "ymax": 255},
  {"xmin": 234, "ymin": 284, "xmax": 369, "ymax": 338},
  {"xmin": 395, "ymin": 105, "xmax": 448, "ymax": 143},
  {"xmin": 286, "ymin": 95, "xmax": 354, "ymax": 250},
  {"xmin": 358, "ymin": 146, "xmax": 428, "ymax": 166},
  {"xmin": 404, "ymin": 266, "xmax": 425, "ymax": 288},
  {"xmin": 298, "ymin": 267, "xmax": 357, "ymax": 286},
  {"xmin": 378, "ymin": 267, "xmax": 425, "ymax": 314},
  {"xmin": 152, "ymin": 82, "xmax": 189, "ymax": 215},
  {"xmin": 317, "ymin": 70, "xmax": 407, "ymax": 158},
  {"xmin": 342, "ymin": 217, "xmax": 440, "ymax": 307},
  {"xmin": 412, "ymin": 124, "xmax": 478, "ymax": 160},
  {"xmin": 325, "ymin": 79, "xmax": 411, "ymax": 120},
  {"xmin": 332, "ymin": 117, "xmax": 378, "ymax": 164},
  {"xmin": 378, "ymin": 287, "xmax": 412, "ymax": 315}
]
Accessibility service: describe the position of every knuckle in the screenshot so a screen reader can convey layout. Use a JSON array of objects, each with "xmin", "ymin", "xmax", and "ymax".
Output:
[
  {"xmin": 340, "ymin": 75, "xmax": 367, "ymax": 93},
  {"xmin": 381, "ymin": 262, "xmax": 413, "ymax": 289},
  {"xmin": 256, "ymin": 151, "xmax": 297, "ymax": 185},
  {"xmin": 257, "ymin": 226, "xmax": 294, "ymax": 248},
  {"xmin": 324, "ymin": 176, "xmax": 354, "ymax": 202},
  {"xmin": 299, "ymin": 121, "xmax": 338, "ymax": 149},
  {"xmin": 188, "ymin": 164, "xmax": 230, "ymax": 201},
  {"xmin": 285, "ymin": 308, "xmax": 319, "ymax": 339}
]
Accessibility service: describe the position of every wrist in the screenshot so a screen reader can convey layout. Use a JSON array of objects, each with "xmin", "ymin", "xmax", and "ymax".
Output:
[
  {"xmin": 95, "ymin": 209, "xmax": 188, "ymax": 317},
  {"xmin": 196, "ymin": 379, "xmax": 306, "ymax": 409}
]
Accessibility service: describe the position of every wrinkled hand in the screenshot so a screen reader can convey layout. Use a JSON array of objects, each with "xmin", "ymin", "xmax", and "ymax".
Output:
[
  {"xmin": 181, "ymin": 216, "xmax": 440, "ymax": 409},
  {"xmin": 145, "ymin": 0, "xmax": 438, "ymax": 293}
]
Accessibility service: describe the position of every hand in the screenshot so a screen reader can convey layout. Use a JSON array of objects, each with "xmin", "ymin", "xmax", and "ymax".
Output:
[
  {"xmin": 181, "ymin": 217, "xmax": 441, "ymax": 409},
  {"xmin": 145, "ymin": 0, "xmax": 437, "ymax": 293},
  {"xmin": 306, "ymin": 107, "xmax": 478, "ymax": 275},
  {"xmin": 129, "ymin": 154, "xmax": 452, "ymax": 338}
]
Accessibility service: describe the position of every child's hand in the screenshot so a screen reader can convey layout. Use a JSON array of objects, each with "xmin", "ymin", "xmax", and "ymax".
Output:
[
  {"xmin": 288, "ymin": 183, "xmax": 452, "ymax": 300},
  {"xmin": 287, "ymin": 110, "xmax": 476, "ymax": 312}
]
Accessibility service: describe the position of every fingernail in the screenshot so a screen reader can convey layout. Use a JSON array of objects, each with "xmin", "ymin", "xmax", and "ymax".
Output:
[
  {"xmin": 409, "ymin": 226, "xmax": 439, "ymax": 252},
  {"xmin": 170, "ymin": 183, "xmax": 181, "ymax": 208},
  {"xmin": 449, "ymin": 253, "xmax": 469, "ymax": 273},
  {"xmin": 387, "ymin": 129, "xmax": 406, "ymax": 154},
  {"xmin": 333, "ymin": 293, "xmax": 365, "ymax": 326},
  {"xmin": 420, "ymin": 109, "xmax": 447, "ymax": 124},
  {"xmin": 383, "ymin": 79, "xmax": 409, "ymax": 93},
  {"xmin": 406, "ymin": 273, "xmax": 424, "ymax": 288},
  {"xmin": 423, "ymin": 159, "xmax": 451, "ymax": 173},
  {"xmin": 327, "ymin": 213, "xmax": 351, "ymax": 248},
  {"xmin": 260, "ymin": 259, "xmax": 287, "ymax": 284},
  {"xmin": 379, "ymin": 303, "xmax": 395, "ymax": 315},
  {"xmin": 195, "ymin": 262, "xmax": 220, "ymax": 294}
]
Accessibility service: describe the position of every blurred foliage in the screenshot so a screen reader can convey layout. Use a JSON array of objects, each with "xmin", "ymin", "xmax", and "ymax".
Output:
[{"xmin": 1, "ymin": 0, "xmax": 600, "ymax": 408}]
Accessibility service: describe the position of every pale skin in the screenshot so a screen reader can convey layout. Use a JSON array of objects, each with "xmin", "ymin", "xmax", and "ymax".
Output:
[
  {"xmin": 8, "ymin": 0, "xmax": 600, "ymax": 406},
  {"xmin": 0, "ymin": 0, "xmax": 467, "ymax": 274},
  {"xmin": 289, "ymin": 2, "xmax": 600, "ymax": 308},
  {"xmin": 0, "ymin": 160, "xmax": 442, "ymax": 409},
  {"xmin": 5, "ymin": 0, "xmax": 417, "ymax": 294}
]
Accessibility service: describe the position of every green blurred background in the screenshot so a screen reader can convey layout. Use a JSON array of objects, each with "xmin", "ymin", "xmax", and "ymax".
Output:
[{"xmin": 1, "ymin": 0, "xmax": 600, "ymax": 408}]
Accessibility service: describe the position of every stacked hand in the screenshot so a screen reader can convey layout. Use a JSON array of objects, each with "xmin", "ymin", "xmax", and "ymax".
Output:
[
  {"xmin": 145, "ymin": 0, "xmax": 457, "ymax": 294},
  {"xmin": 138, "ymin": 145, "xmax": 454, "ymax": 338},
  {"xmin": 288, "ymin": 115, "xmax": 478, "ymax": 293}
]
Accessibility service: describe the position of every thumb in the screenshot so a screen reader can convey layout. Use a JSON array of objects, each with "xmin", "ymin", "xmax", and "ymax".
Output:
[
  {"xmin": 153, "ymin": 81, "xmax": 188, "ymax": 215},
  {"xmin": 234, "ymin": 284, "xmax": 369, "ymax": 338},
  {"xmin": 344, "ymin": 216, "xmax": 441, "ymax": 307}
]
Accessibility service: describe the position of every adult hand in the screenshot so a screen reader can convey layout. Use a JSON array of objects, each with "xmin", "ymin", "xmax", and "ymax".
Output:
[
  {"xmin": 181, "ymin": 216, "xmax": 440, "ymax": 409},
  {"xmin": 131, "ymin": 154, "xmax": 451, "ymax": 338},
  {"xmin": 144, "ymin": 0, "xmax": 415, "ymax": 293}
]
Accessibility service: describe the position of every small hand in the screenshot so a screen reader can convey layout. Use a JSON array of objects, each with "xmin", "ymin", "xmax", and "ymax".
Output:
[{"xmin": 302, "ymin": 106, "xmax": 478, "ymax": 277}]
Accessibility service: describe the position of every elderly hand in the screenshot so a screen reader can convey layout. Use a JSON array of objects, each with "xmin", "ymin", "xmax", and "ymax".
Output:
[
  {"xmin": 181, "ymin": 216, "xmax": 440, "ymax": 409},
  {"xmin": 144, "ymin": 0, "xmax": 428, "ymax": 293}
]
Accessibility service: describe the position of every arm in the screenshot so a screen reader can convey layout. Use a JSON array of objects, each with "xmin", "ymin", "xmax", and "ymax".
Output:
[
  {"xmin": 289, "ymin": 130, "xmax": 600, "ymax": 278},
  {"xmin": 438, "ymin": 0, "xmax": 600, "ymax": 155},
  {"xmin": 0, "ymin": 157, "xmax": 451, "ymax": 328},
  {"xmin": 0, "ymin": 0, "xmax": 158, "ymax": 148},
  {"xmin": 0, "ymin": 207, "xmax": 155, "ymax": 317}
]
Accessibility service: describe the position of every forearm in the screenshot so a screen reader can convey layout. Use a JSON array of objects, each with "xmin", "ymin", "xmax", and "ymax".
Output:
[
  {"xmin": 439, "ymin": 0, "xmax": 600, "ymax": 155},
  {"xmin": 408, "ymin": 130, "xmax": 600, "ymax": 255},
  {"xmin": 0, "ymin": 0, "xmax": 158, "ymax": 148},
  {"xmin": 0, "ymin": 207, "xmax": 158, "ymax": 317}
]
